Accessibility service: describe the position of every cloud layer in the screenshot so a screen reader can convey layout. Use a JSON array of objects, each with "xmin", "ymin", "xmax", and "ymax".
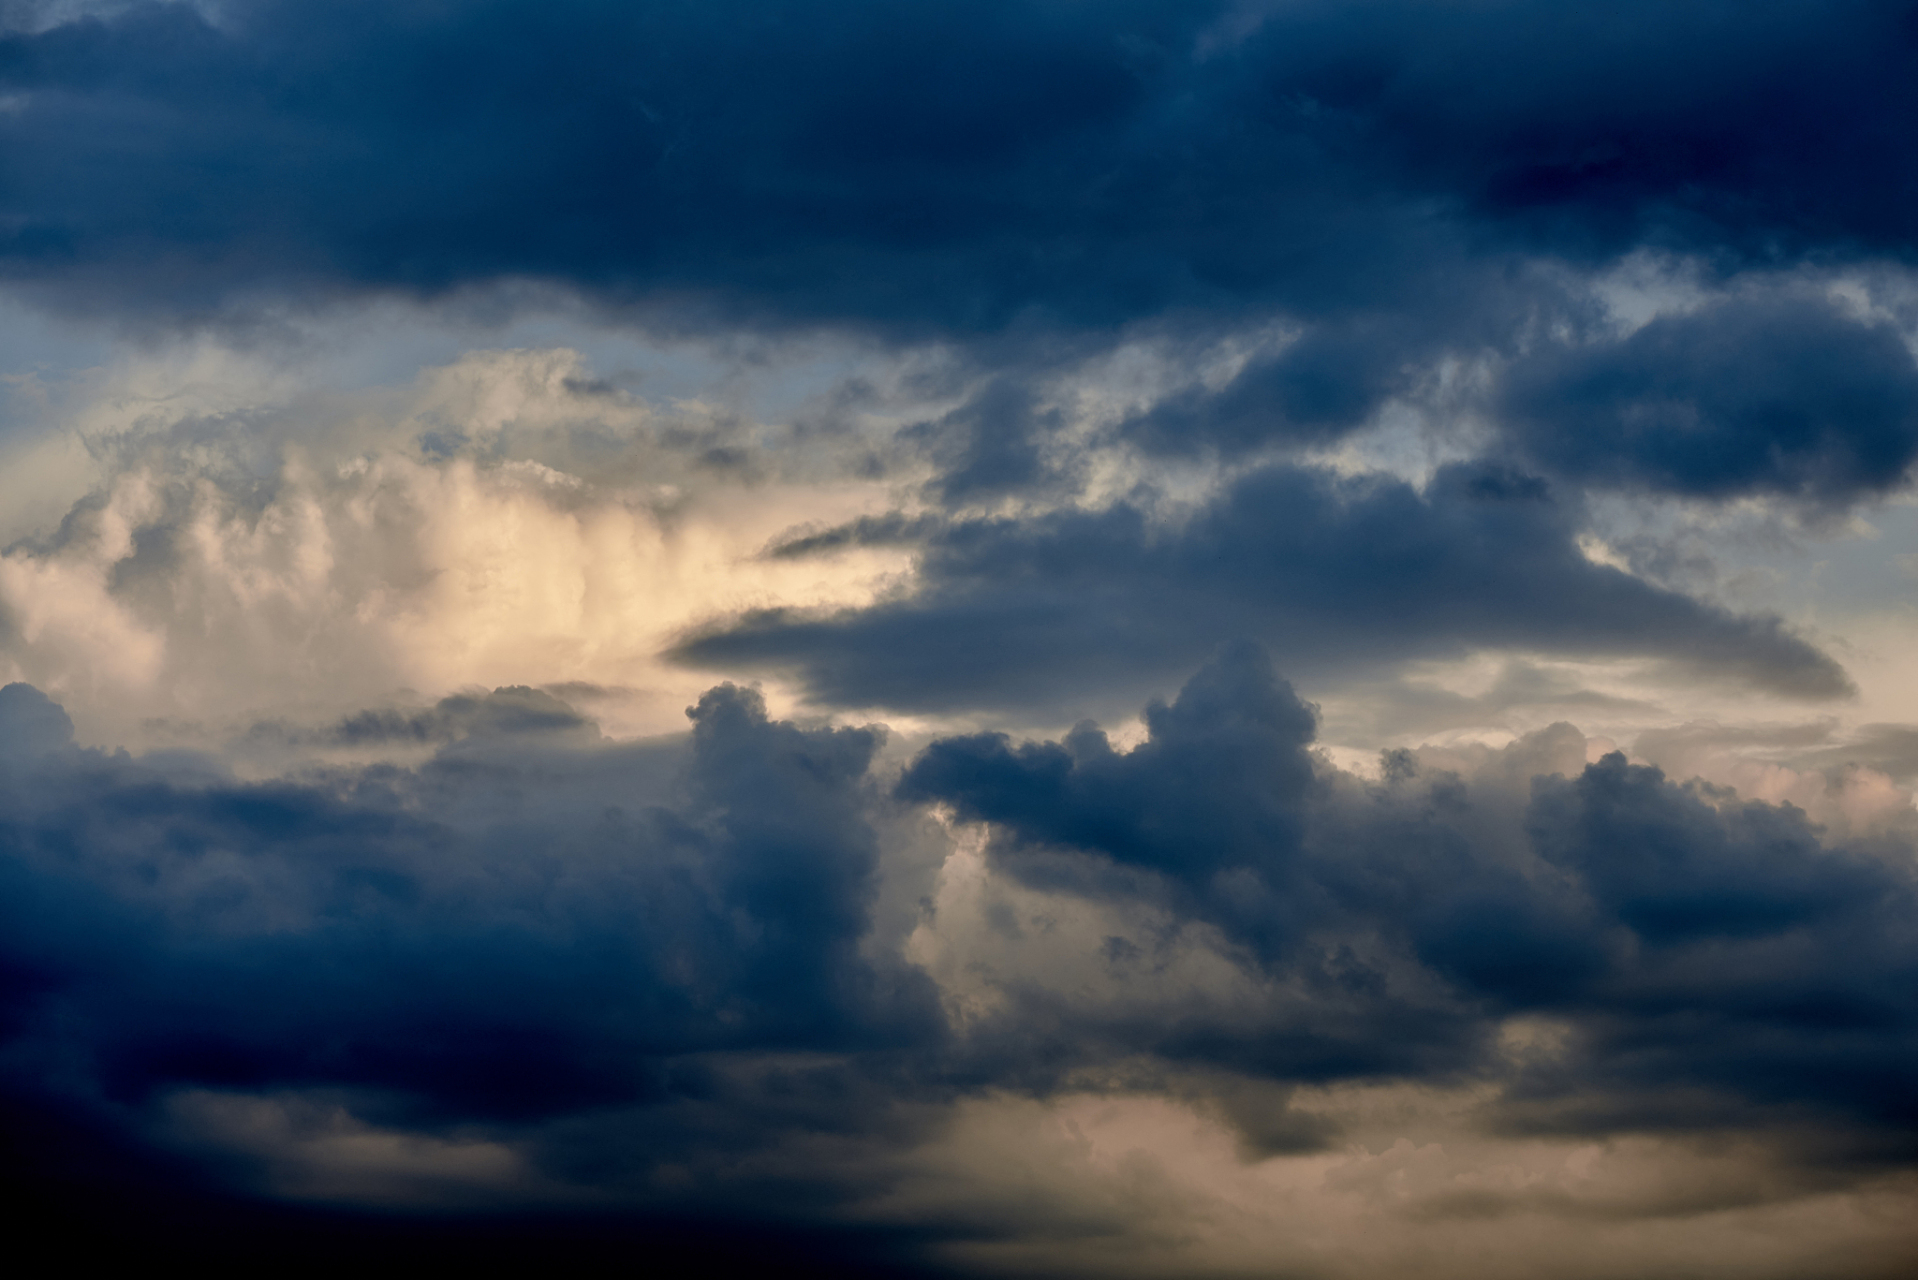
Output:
[
  {"xmin": 4, "ymin": 1, "xmax": 1918, "ymax": 1274},
  {"xmin": 679, "ymin": 462, "xmax": 1852, "ymax": 714},
  {"xmin": 4, "ymin": 2, "xmax": 1917, "ymax": 326},
  {"xmin": 2, "ymin": 648, "xmax": 1914, "ymax": 1272}
]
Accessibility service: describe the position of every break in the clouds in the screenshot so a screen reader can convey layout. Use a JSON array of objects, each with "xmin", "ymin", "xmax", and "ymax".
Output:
[{"xmin": 2, "ymin": 1, "xmax": 1918, "ymax": 1275}]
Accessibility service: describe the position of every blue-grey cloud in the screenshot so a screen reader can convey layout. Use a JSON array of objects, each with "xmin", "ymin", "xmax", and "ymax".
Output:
[
  {"xmin": 0, "ymin": 680, "xmax": 936, "ymax": 1127},
  {"xmin": 5, "ymin": 1, "xmax": 1918, "ymax": 1266},
  {"xmin": 227, "ymin": 685, "xmax": 600, "ymax": 751},
  {"xmin": 0, "ymin": 646, "xmax": 1913, "ymax": 1260},
  {"xmin": 5, "ymin": 1, "xmax": 1916, "ymax": 513},
  {"xmin": 901, "ymin": 646, "xmax": 1918, "ymax": 1145},
  {"xmin": 1, "ymin": 1, "xmax": 1913, "ymax": 329},
  {"xmin": 1115, "ymin": 319, "xmax": 1437, "ymax": 458},
  {"xmin": 1501, "ymin": 296, "xmax": 1918, "ymax": 506},
  {"xmin": 678, "ymin": 461, "xmax": 1851, "ymax": 714}
]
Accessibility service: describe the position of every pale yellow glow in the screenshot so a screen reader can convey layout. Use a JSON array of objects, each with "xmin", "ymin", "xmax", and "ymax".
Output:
[
  {"xmin": 867, "ymin": 1088, "xmax": 1918, "ymax": 1280},
  {"xmin": 0, "ymin": 349, "xmax": 915, "ymax": 743}
]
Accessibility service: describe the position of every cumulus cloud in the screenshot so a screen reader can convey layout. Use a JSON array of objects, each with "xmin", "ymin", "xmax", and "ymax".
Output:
[
  {"xmin": 0, "ymin": 676, "xmax": 940, "ymax": 1202},
  {"xmin": 0, "ymin": 346, "xmax": 915, "ymax": 742},
  {"xmin": 899, "ymin": 646, "xmax": 1918, "ymax": 1150},
  {"xmin": 2, "ymin": 645, "xmax": 1913, "ymax": 1271}
]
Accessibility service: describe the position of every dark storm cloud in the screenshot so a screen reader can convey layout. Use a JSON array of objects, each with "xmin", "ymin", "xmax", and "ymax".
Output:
[
  {"xmin": 1501, "ymin": 296, "xmax": 1918, "ymax": 506},
  {"xmin": 1, "ymin": 0, "xmax": 1914, "ymax": 330},
  {"xmin": 901, "ymin": 645, "xmax": 1918, "ymax": 1145},
  {"xmin": 2, "ymin": 647, "xmax": 1915, "ymax": 1256},
  {"xmin": 0, "ymin": 677, "xmax": 954, "ymax": 1262},
  {"xmin": 0, "ymin": 680, "xmax": 936, "ymax": 1130},
  {"xmin": 6, "ymin": 0, "xmax": 1918, "ymax": 1262},
  {"xmin": 675, "ymin": 460, "xmax": 1850, "ymax": 715},
  {"xmin": 3, "ymin": 1, "xmax": 1915, "ymax": 509},
  {"xmin": 900, "ymin": 642, "xmax": 1322, "ymax": 962},
  {"xmin": 1499, "ymin": 756, "xmax": 1918, "ymax": 1137},
  {"xmin": 1103, "ymin": 288, "xmax": 1918, "ymax": 511}
]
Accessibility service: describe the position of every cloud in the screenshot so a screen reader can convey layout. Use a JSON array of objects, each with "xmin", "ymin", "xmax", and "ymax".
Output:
[
  {"xmin": 0, "ymin": 678, "xmax": 936, "ymax": 1130},
  {"xmin": 900, "ymin": 642, "xmax": 1320, "ymax": 956},
  {"xmin": 322, "ymin": 685, "xmax": 596, "ymax": 746},
  {"xmin": 0, "ymin": 670, "xmax": 959, "ymax": 1266},
  {"xmin": 0, "ymin": 679, "xmax": 70, "ymax": 754},
  {"xmin": 1112, "ymin": 311, "xmax": 1494, "ymax": 460},
  {"xmin": 676, "ymin": 461, "xmax": 1852, "ymax": 715},
  {"xmin": 1500, "ymin": 295, "xmax": 1918, "ymax": 506},
  {"xmin": 905, "ymin": 376, "xmax": 1075, "ymax": 507},
  {"xmin": 898, "ymin": 645, "xmax": 1918, "ymax": 1147},
  {"xmin": 5, "ymin": 3, "xmax": 1918, "ymax": 1271},
  {"xmin": 0, "ymin": 644, "xmax": 1914, "ymax": 1269},
  {"xmin": 1624, "ymin": 719, "xmax": 1918, "ymax": 838},
  {"xmin": 0, "ymin": 347, "xmax": 915, "ymax": 741},
  {"xmin": 2, "ymin": 1, "xmax": 1915, "ymax": 535},
  {"xmin": 0, "ymin": 1, "xmax": 1912, "ymax": 333},
  {"xmin": 1799, "ymin": 722, "xmax": 1918, "ymax": 784},
  {"xmin": 1321, "ymin": 659, "xmax": 1668, "ymax": 745}
]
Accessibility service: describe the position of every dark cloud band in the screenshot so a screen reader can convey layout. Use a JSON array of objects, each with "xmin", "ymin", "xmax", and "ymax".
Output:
[
  {"xmin": 676, "ymin": 462, "xmax": 1851, "ymax": 714},
  {"xmin": 2, "ymin": 1, "xmax": 1914, "ymax": 327}
]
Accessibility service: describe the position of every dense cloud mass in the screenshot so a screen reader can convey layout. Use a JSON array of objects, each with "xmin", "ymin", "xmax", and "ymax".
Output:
[
  {"xmin": 678, "ymin": 462, "xmax": 1850, "ymax": 713},
  {"xmin": 1, "ymin": 0, "xmax": 1916, "ymax": 329},
  {"xmin": 4, "ymin": 0, "xmax": 1918, "ymax": 1274},
  {"xmin": 1501, "ymin": 296, "xmax": 1918, "ymax": 505},
  {"xmin": 901, "ymin": 648, "xmax": 1918, "ymax": 1137},
  {"xmin": 0, "ymin": 681, "xmax": 923, "ymax": 1117},
  {"xmin": 0, "ymin": 679, "xmax": 951, "ymax": 1265},
  {"xmin": 1, "ymin": 655, "xmax": 1915, "ymax": 1269}
]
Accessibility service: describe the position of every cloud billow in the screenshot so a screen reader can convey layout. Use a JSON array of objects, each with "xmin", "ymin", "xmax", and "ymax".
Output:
[
  {"xmin": 901, "ymin": 645, "xmax": 1918, "ymax": 1142},
  {"xmin": 0, "ymin": 681, "xmax": 936, "ymax": 1129},
  {"xmin": 0, "ymin": 645, "xmax": 1913, "ymax": 1260},
  {"xmin": 899, "ymin": 642, "xmax": 1323, "ymax": 957}
]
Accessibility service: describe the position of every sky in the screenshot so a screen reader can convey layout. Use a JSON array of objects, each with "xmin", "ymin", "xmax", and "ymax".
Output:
[{"xmin": 1, "ymin": 1, "xmax": 1916, "ymax": 1274}]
